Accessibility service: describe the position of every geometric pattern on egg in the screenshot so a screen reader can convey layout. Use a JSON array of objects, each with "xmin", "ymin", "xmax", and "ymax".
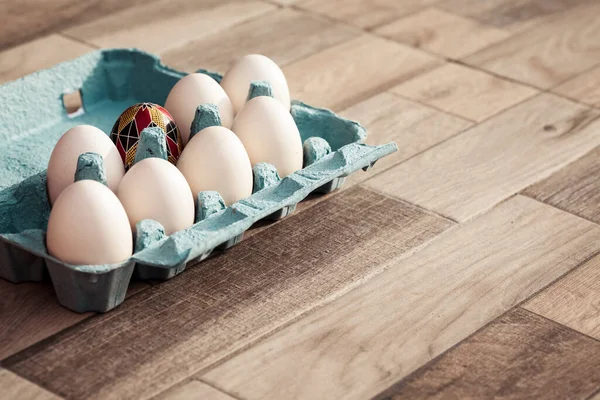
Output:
[{"xmin": 110, "ymin": 103, "xmax": 182, "ymax": 170}]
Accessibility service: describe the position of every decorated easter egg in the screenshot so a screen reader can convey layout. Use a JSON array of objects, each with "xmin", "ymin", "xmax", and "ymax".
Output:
[{"xmin": 110, "ymin": 103, "xmax": 182, "ymax": 169}]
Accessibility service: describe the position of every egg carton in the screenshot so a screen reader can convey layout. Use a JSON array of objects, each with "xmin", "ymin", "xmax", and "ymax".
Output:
[{"xmin": 0, "ymin": 49, "xmax": 397, "ymax": 313}]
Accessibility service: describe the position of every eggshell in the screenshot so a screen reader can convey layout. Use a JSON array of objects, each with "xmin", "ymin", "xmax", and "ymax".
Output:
[
  {"xmin": 117, "ymin": 157, "xmax": 194, "ymax": 235},
  {"xmin": 177, "ymin": 126, "xmax": 253, "ymax": 205},
  {"xmin": 221, "ymin": 54, "xmax": 291, "ymax": 114},
  {"xmin": 232, "ymin": 96, "xmax": 302, "ymax": 178},
  {"xmin": 164, "ymin": 73, "xmax": 234, "ymax": 146},
  {"xmin": 47, "ymin": 125, "xmax": 125, "ymax": 205},
  {"xmin": 46, "ymin": 180, "xmax": 133, "ymax": 265}
]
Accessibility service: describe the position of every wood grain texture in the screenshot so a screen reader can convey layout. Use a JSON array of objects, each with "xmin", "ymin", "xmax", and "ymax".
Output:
[
  {"xmin": 522, "ymin": 146, "xmax": 600, "ymax": 224},
  {"xmin": 297, "ymin": 0, "xmax": 438, "ymax": 29},
  {"xmin": 282, "ymin": 35, "xmax": 441, "ymax": 111},
  {"xmin": 0, "ymin": 34, "xmax": 92, "ymax": 84},
  {"xmin": 375, "ymin": 8, "xmax": 510, "ymax": 59},
  {"xmin": 0, "ymin": 369, "xmax": 60, "ymax": 400},
  {"xmin": 524, "ymin": 254, "xmax": 600, "ymax": 340},
  {"xmin": 156, "ymin": 380, "xmax": 236, "ymax": 400},
  {"xmin": 364, "ymin": 93, "xmax": 600, "ymax": 222},
  {"xmin": 0, "ymin": 0, "xmax": 147, "ymax": 51},
  {"xmin": 202, "ymin": 195, "xmax": 600, "ymax": 400},
  {"xmin": 553, "ymin": 65, "xmax": 600, "ymax": 107},
  {"xmin": 373, "ymin": 308, "xmax": 600, "ymax": 400},
  {"xmin": 162, "ymin": 8, "xmax": 358, "ymax": 73},
  {"xmin": 64, "ymin": 0, "xmax": 275, "ymax": 55},
  {"xmin": 0, "ymin": 279, "xmax": 91, "ymax": 361},
  {"xmin": 392, "ymin": 63, "xmax": 537, "ymax": 121},
  {"xmin": 0, "ymin": 279, "xmax": 148, "ymax": 361},
  {"xmin": 5, "ymin": 187, "xmax": 452, "ymax": 399},
  {"xmin": 464, "ymin": 2, "xmax": 600, "ymax": 89},
  {"xmin": 339, "ymin": 92, "xmax": 472, "ymax": 186},
  {"xmin": 440, "ymin": 0, "xmax": 593, "ymax": 32}
]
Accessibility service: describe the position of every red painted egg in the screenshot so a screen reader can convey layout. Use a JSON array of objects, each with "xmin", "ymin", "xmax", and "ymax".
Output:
[{"xmin": 110, "ymin": 102, "xmax": 182, "ymax": 169}]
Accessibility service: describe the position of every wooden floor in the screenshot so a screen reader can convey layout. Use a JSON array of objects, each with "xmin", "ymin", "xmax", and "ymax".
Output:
[{"xmin": 2, "ymin": 0, "xmax": 600, "ymax": 399}]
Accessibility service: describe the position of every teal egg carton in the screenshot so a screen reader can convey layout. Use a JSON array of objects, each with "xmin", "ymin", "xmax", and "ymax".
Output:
[{"xmin": 0, "ymin": 49, "xmax": 397, "ymax": 313}]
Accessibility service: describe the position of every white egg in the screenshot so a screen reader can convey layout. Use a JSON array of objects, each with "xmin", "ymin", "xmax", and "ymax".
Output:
[
  {"xmin": 46, "ymin": 180, "xmax": 132, "ymax": 265},
  {"xmin": 232, "ymin": 96, "xmax": 302, "ymax": 178},
  {"xmin": 117, "ymin": 157, "xmax": 194, "ymax": 235},
  {"xmin": 164, "ymin": 73, "xmax": 234, "ymax": 146},
  {"xmin": 221, "ymin": 54, "xmax": 290, "ymax": 114},
  {"xmin": 47, "ymin": 125, "xmax": 125, "ymax": 205},
  {"xmin": 177, "ymin": 126, "xmax": 253, "ymax": 206}
]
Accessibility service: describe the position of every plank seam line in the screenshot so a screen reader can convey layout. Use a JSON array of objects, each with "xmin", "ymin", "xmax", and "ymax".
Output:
[
  {"xmin": 385, "ymin": 89, "xmax": 476, "ymax": 123},
  {"xmin": 370, "ymin": 5, "xmax": 513, "ymax": 60},
  {"xmin": 259, "ymin": 0, "xmax": 285, "ymax": 9},
  {"xmin": 521, "ymin": 193, "xmax": 600, "ymax": 228},
  {"xmin": 451, "ymin": 59, "xmax": 543, "ymax": 92},
  {"xmin": 368, "ymin": 306, "xmax": 523, "ymax": 400},
  {"xmin": 548, "ymin": 58, "xmax": 600, "ymax": 91},
  {"xmin": 587, "ymin": 386, "xmax": 600, "ymax": 400},
  {"xmin": 369, "ymin": 306, "xmax": 600, "ymax": 400},
  {"xmin": 365, "ymin": 87, "xmax": 541, "ymax": 174},
  {"xmin": 288, "ymin": 3, "xmax": 365, "ymax": 36},
  {"xmin": 357, "ymin": 183, "xmax": 458, "ymax": 224},
  {"xmin": 198, "ymin": 378, "xmax": 245, "ymax": 400},
  {"xmin": 363, "ymin": 5, "xmax": 449, "ymax": 33},
  {"xmin": 330, "ymin": 54, "xmax": 444, "ymax": 112},
  {"xmin": 57, "ymin": 32, "xmax": 100, "ymax": 50},
  {"xmin": 158, "ymin": 6, "xmax": 288, "ymax": 67},
  {"xmin": 520, "ymin": 307, "xmax": 600, "ymax": 345},
  {"xmin": 0, "ymin": 370, "xmax": 62, "ymax": 400}
]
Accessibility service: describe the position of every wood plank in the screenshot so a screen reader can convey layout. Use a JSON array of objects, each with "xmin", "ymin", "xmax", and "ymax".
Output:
[
  {"xmin": 156, "ymin": 380, "xmax": 236, "ymax": 400},
  {"xmin": 372, "ymin": 308, "xmax": 600, "ymax": 400},
  {"xmin": 4, "ymin": 187, "xmax": 453, "ymax": 399},
  {"xmin": 364, "ymin": 93, "xmax": 600, "ymax": 222},
  {"xmin": 297, "ymin": 0, "xmax": 439, "ymax": 30},
  {"xmin": 202, "ymin": 195, "xmax": 600, "ymax": 400},
  {"xmin": 553, "ymin": 65, "xmax": 600, "ymax": 107},
  {"xmin": 522, "ymin": 146, "xmax": 600, "ymax": 224},
  {"xmin": 439, "ymin": 0, "xmax": 593, "ymax": 32},
  {"xmin": 0, "ymin": 279, "xmax": 148, "ymax": 361},
  {"xmin": 375, "ymin": 8, "xmax": 510, "ymax": 59},
  {"xmin": 464, "ymin": 2, "xmax": 600, "ymax": 89},
  {"xmin": 524, "ymin": 254, "xmax": 600, "ymax": 340},
  {"xmin": 162, "ymin": 8, "xmax": 358, "ymax": 73},
  {"xmin": 0, "ymin": 279, "xmax": 91, "ymax": 361},
  {"xmin": 392, "ymin": 63, "xmax": 537, "ymax": 122},
  {"xmin": 64, "ymin": 0, "xmax": 275, "ymax": 55},
  {"xmin": 339, "ymin": 92, "xmax": 472, "ymax": 186},
  {"xmin": 0, "ymin": 0, "xmax": 148, "ymax": 51},
  {"xmin": 282, "ymin": 35, "xmax": 441, "ymax": 111},
  {"xmin": 0, "ymin": 34, "xmax": 93, "ymax": 84},
  {"xmin": 0, "ymin": 369, "xmax": 60, "ymax": 400}
]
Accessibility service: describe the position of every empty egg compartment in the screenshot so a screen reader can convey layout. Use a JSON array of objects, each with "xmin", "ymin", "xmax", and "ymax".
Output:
[{"xmin": 0, "ymin": 49, "xmax": 397, "ymax": 312}]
